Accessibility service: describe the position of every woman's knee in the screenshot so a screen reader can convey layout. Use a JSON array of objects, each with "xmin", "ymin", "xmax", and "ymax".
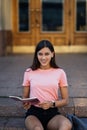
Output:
[
  {"xmin": 25, "ymin": 116, "xmax": 44, "ymax": 130},
  {"xmin": 60, "ymin": 119, "xmax": 72, "ymax": 130},
  {"xmin": 47, "ymin": 115, "xmax": 72, "ymax": 130}
]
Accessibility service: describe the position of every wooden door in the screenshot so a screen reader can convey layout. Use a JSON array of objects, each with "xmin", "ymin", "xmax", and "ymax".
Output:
[
  {"xmin": 70, "ymin": 0, "xmax": 87, "ymax": 45},
  {"xmin": 12, "ymin": 0, "xmax": 36, "ymax": 46},
  {"xmin": 12, "ymin": 0, "xmax": 87, "ymax": 53},
  {"xmin": 35, "ymin": 0, "xmax": 70, "ymax": 46},
  {"xmin": 12, "ymin": 0, "xmax": 70, "ymax": 46}
]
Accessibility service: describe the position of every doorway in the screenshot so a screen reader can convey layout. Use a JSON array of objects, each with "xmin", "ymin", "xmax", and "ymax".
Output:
[{"xmin": 12, "ymin": 0, "xmax": 87, "ymax": 52}]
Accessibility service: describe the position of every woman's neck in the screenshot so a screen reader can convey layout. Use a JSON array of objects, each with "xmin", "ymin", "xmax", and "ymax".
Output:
[{"xmin": 40, "ymin": 65, "xmax": 52, "ymax": 70}]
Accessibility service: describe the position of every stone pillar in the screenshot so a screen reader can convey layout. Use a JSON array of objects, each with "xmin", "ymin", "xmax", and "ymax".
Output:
[
  {"xmin": 0, "ymin": 0, "xmax": 1, "ymax": 30},
  {"xmin": 0, "ymin": 0, "xmax": 3, "ymax": 56},
  {"xmin": 0, "ymin": 0, "xmax": 12, "ymax": 56},
  {"xmin": 0, "ymin": 0, "xmax": 8, "ymax": 56}
]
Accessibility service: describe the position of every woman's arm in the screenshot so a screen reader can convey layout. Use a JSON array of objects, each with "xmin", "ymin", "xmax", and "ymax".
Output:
[
  {"xmin": 39, "ymin": 87, "xmax": 69, "ymax": 110},
  {"xmin": 55, "ymin": 86, "xmax": 69, "ymax": 107},
  {"xmin": 22, "ymin": 86, "xmax": 30, "ymax": 110},
  {"xmin": 22, "ymin": 86, "xmax": 30, "ymax": 98}
]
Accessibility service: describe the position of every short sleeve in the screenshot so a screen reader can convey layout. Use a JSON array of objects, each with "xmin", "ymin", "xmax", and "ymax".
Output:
[
  {"xmin": 22, "ymin": 69, "xmax": 30, "ymax": 87},
  {"xmin": 59, "ymin": 70, "xmax": 68, "ymax": 87}
]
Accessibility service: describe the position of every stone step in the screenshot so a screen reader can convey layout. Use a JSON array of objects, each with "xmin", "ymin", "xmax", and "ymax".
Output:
[
  {"xmin": 0, "ymin": 117, "xmax": 26, "ymax": 130},
  {"xmin": 0, "ymin": 97, "xmax": 87, "ymax": 117},
  {"xmin": 0, "ymin": 97, "xmax": 25, "ymax": 117},
  {"xmin": 0, "ymin": 97, "xmax": 87, "ymax": 130},
  {"xmin": 0, "ymin": 127, "xmax": 26, "ymax": 130},
  {"xmin": 0, "ymin": 117, "xmax": 87, "ymax": 130}
]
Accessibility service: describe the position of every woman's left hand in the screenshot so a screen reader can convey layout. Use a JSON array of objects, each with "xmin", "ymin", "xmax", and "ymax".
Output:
[{"xmin": 38, "ymin": 101, "xmax": 52, "ymax": 110}]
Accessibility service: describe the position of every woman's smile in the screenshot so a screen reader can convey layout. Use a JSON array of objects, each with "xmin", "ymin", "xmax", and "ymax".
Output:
[{"xmin": 37, "ymin": 47, "xmax": 53, "ymax": 69}]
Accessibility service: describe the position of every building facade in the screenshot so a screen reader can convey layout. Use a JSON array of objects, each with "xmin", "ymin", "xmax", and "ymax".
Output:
[{"xmin": 0, "ymin": 0, "xmax": 87, "ymax": 55}]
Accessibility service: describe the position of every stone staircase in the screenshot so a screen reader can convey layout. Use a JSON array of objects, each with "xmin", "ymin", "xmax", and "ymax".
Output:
[{"xmin": 0, "ymin": 97, "xmax": 87, "ymax": 129}]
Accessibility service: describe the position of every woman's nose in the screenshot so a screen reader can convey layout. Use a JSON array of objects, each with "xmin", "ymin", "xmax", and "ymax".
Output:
[{"xmin": 42, "ymin": 55, "xmax": 46, "ymax": 59}]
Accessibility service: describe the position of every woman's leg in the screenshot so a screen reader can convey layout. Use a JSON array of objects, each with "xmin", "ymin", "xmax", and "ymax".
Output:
[
  {"xmin": 47, "ymin": 115, "xmax": 72, "ymax": 130},
  {"xmin": 25, "ymin": 115, "xmax": 44, "ymax": 130}
]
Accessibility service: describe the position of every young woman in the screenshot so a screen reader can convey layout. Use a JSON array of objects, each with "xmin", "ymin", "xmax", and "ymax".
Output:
[{"xmin": 22, "ymin": 40, "xmax": 72, "ymax": 130}]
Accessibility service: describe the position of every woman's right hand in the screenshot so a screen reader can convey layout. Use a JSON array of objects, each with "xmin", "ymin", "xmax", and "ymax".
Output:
[{"xmin": 23, "ymin": 102, "xmax": 31, "ymax": 110}]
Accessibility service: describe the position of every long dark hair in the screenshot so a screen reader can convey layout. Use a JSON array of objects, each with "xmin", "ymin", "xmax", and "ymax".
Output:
[{"xmin": 30, "ymin": 40, "xmax": 59, "ymax": 70}]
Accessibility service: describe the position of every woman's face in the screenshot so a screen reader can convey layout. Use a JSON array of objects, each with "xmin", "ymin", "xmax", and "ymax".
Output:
[{"xmin": 37, "ymin": 47, "xmax": 54, "ymax": 69}]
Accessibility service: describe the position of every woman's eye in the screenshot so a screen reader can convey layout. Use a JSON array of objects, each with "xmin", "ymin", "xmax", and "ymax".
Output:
[
  {"xmin": 45, "ymin": 53, "xmax": 49, "ymax": 56},
  {"xmin": 38, "ymin": 53, "xmax": 43, "ymax": 56},
  {"xmin": 38, "ymin": 52, "xmax": 50, "ymax": 56}
]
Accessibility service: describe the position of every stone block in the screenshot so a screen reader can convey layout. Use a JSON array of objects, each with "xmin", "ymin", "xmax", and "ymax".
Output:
[
  {"xmin": 74, "ymin": 98, "xmax": 87, "ymax": 117},
  {"xmin": 59, "ymin": 98, "xmax": 74, "ymax": 115}
]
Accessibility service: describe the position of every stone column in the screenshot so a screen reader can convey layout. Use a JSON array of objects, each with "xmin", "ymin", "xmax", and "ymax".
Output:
[
  {"xmin": 0, "ymin": 0, "xmax": 3, "ymax": 56},
  {"xmin": 0, "ymin": 0, "xmax": 7, "ymax": 56},
  {"xmin": 0, "ymin": 0, "xmax": 1, "ymax": 30},
  {"xmin": 0, "ymin": 0, "xmax": 12, "ymax": 56}
]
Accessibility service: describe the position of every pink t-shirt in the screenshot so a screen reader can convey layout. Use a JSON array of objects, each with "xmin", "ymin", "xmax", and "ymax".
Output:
[{"xmin": 22, "ymin": 68, "xmax": 68, "ymax": 103}]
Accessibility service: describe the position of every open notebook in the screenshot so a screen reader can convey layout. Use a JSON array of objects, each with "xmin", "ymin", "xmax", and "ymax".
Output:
[{"xmin": 9, "ymin": 96, "xmax": 40, "ymax": 104}]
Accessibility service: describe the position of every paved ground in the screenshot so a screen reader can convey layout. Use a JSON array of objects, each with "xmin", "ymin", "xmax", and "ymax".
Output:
[
  {"xmin": 0, "ymin": 53, "xmax": 87, "ymax": 129},
  {"xmin": 0, "ymin": 53, "xmax": 87, "ymax": 97}
]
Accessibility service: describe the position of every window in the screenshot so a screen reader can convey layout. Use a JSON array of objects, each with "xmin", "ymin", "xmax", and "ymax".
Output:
[
  {"xmin": 76, "ymin": 0, "xmax": 87, "ymax": 31},
  {"xmin": 18, "ymin": 0, "xmax": 29, "ymax": 31},
  {"xmin": 42, "ymin": 0, "xmax": 64, "ymax": 32}
]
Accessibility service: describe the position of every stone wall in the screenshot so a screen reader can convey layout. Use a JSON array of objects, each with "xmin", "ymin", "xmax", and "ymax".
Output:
[{"xmin": 0, "ymin": 30, "xmax": 12, "ymax": 56}]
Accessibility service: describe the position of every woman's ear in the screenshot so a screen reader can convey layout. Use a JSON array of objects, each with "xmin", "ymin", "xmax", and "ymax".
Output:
[{"xmin": 51, "ymin": 52, "xmax": 54, "ymax": 58}]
